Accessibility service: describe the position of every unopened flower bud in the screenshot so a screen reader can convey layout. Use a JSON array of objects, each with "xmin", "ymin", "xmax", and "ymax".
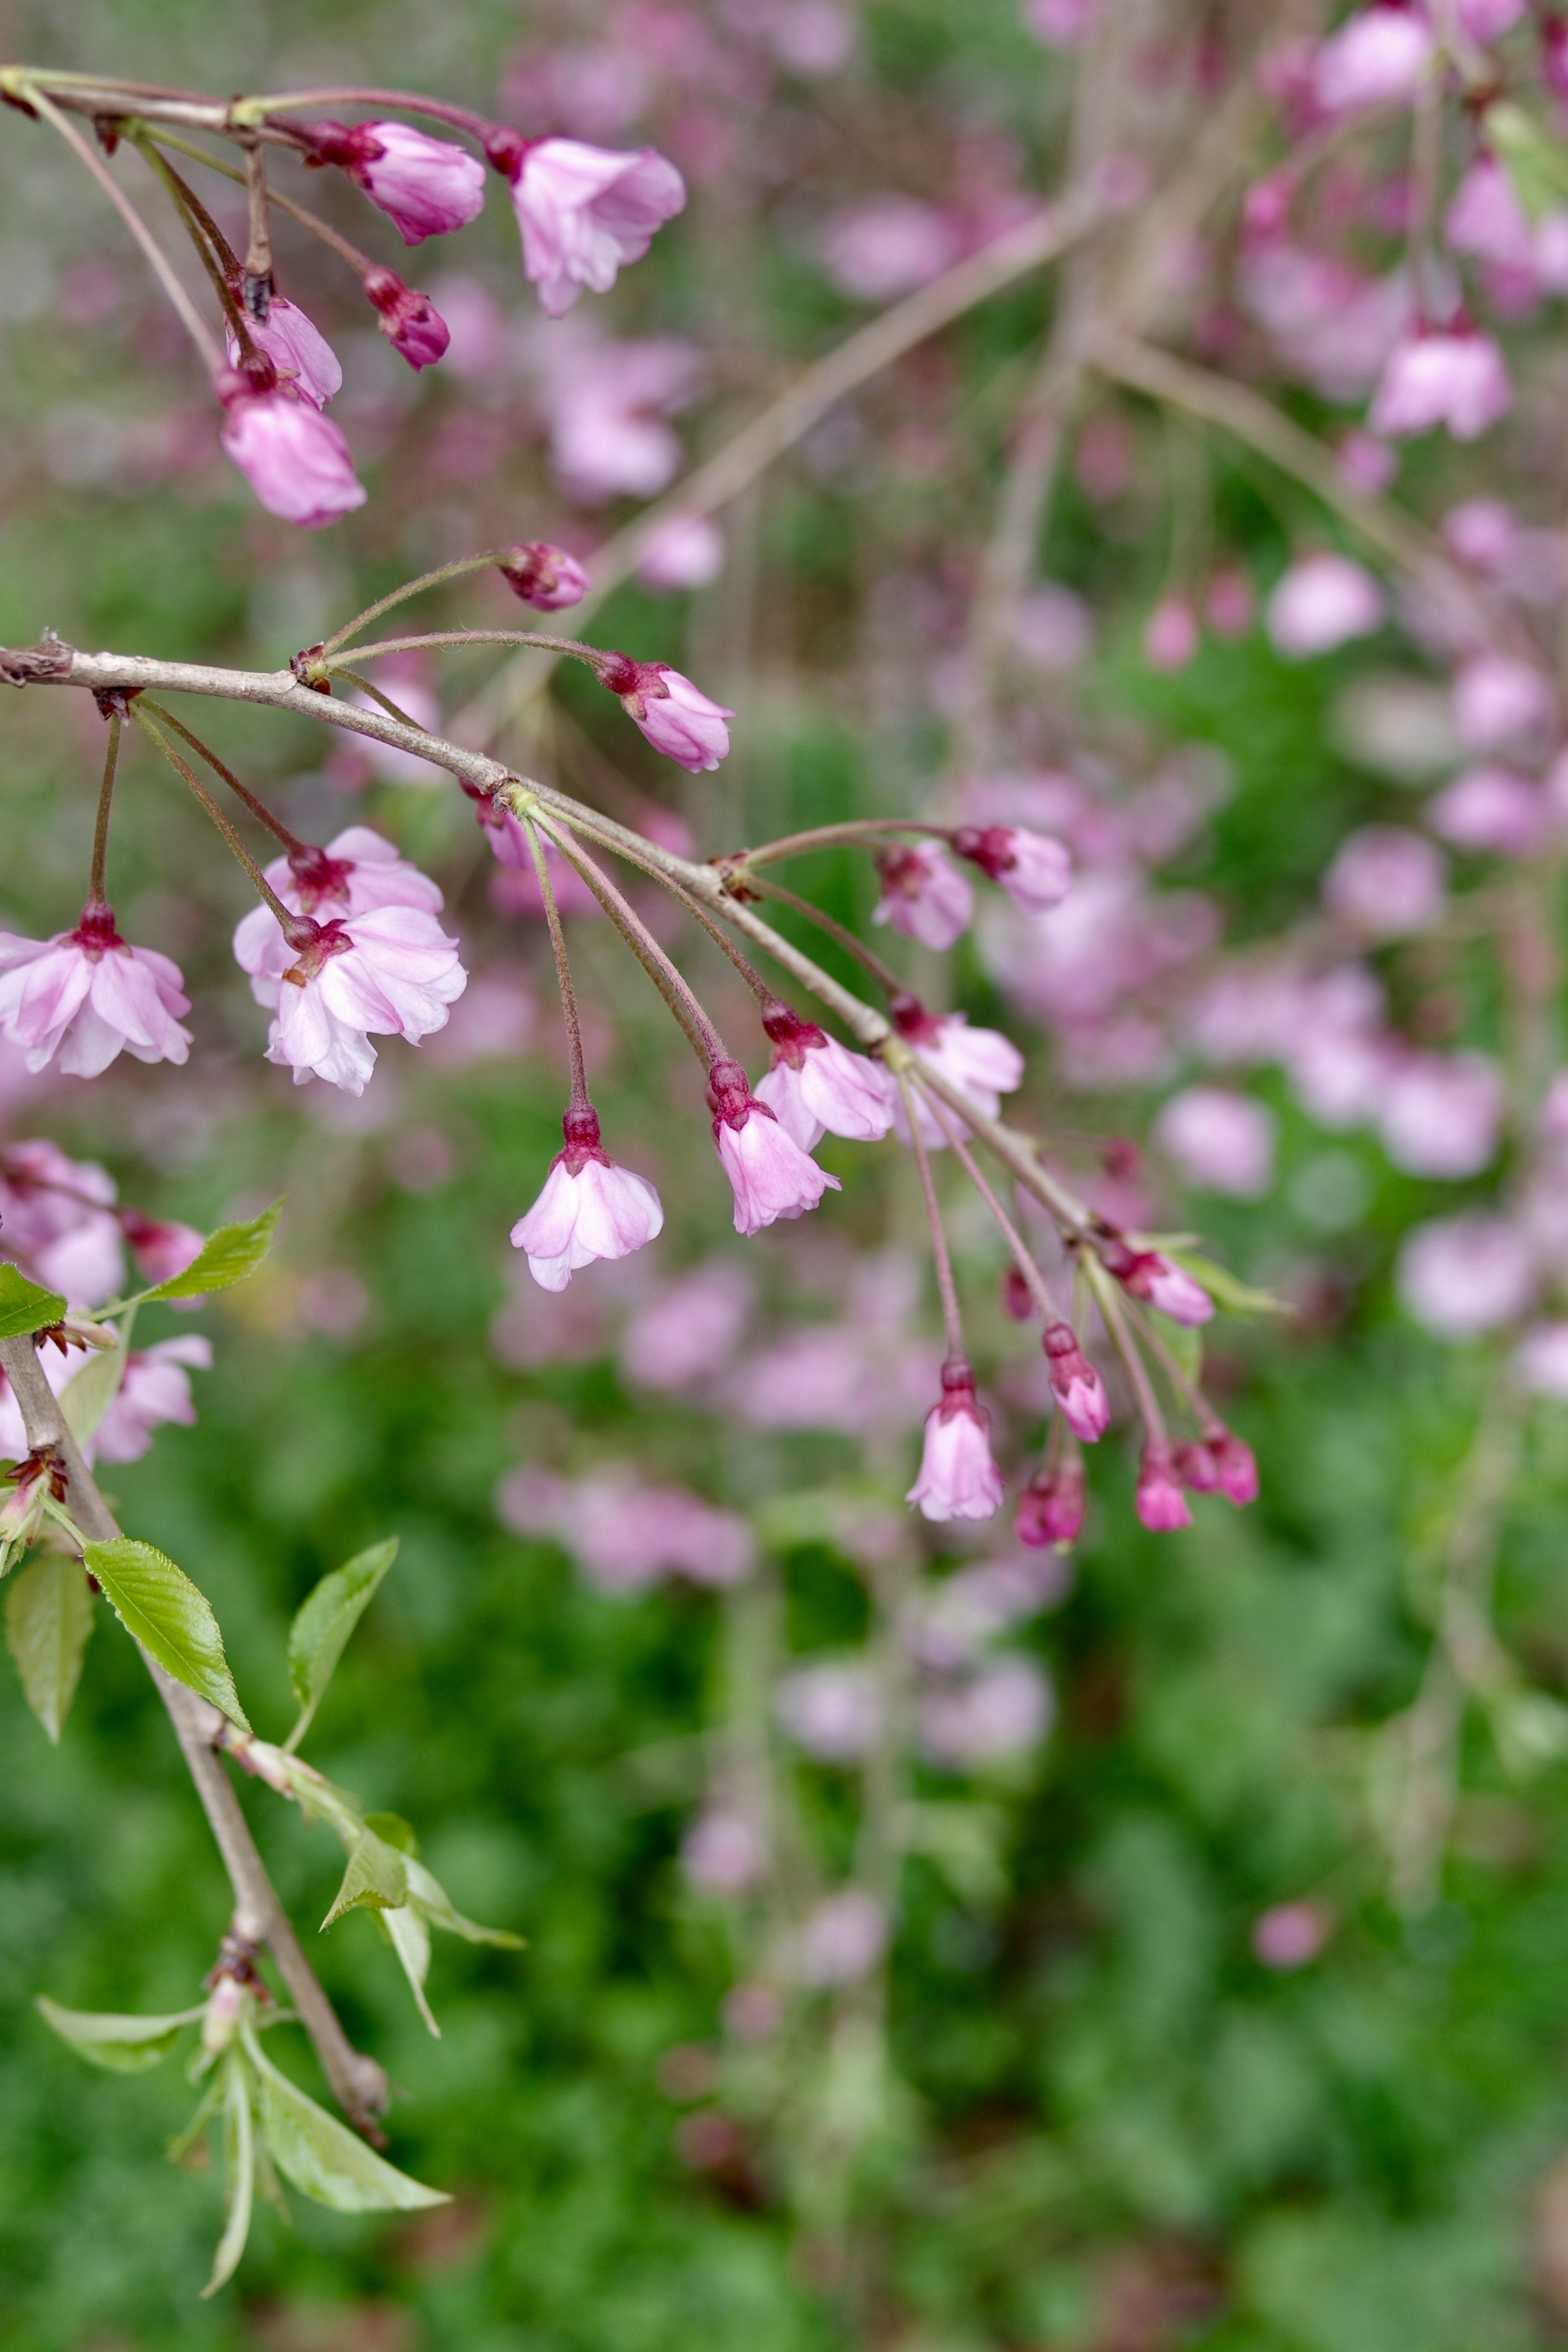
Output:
[
  {"xmin": 906, "ymin": 1357, "xmax": 1005, "ymax": 1523},
  {"xmin": 1042, "ymin": 1320, "xmax": 1109, "ymax": 1442},
  {"xmin": 362, "ymin": 267, "xmax": 450, "ymax": 369},
  {"xmin": 1015, "ymin": 1459, "xmax": 1085, "ymax": 1547},
  {"xmin": 201, "ymin": 1971, "xmax": 246, "ymax": 2055},
  {"xmin": 1002, "ymin": 1264, "xmax": 1035, "ymax": 1321},
  {"xmin": 1135, "ymin": 1438, "xmax": 1192, "ymax": 1532},
  {"xmin": 950, "ymin": 822, "xmax": 1071, "ymax": 914},
  {"xmin": 1207, "ymin": 1428, "xmax": 1258, "ymax": 1506},
  {"xmin": 1174, "ymin": 1439, "xmax": 1221, "ymax": 1492},
  {"xmin": 498, "ymin": 540, "xmax": 590, "ymax": 610}
]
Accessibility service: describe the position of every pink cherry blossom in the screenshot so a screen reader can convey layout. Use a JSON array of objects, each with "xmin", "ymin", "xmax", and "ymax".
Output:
[
  {"xmin": 498, "ymin": 541, "xmax": 590, "ymax": 610},
  {"xmin": 1252, "ymin": 1900, "xmax": 1332, "ymax": 1970},
  {"xmin": 1016, "ymin": 1460, "xmax": 1085, "ymax": 1547},
  {"xmin": 891, "ymin": 999, "xmax": 1025, "ymax": 1147},
  {"xmin": 635, "ymin": 512, "xmax": 725, "ymax": 591},
  {"xmin": 1324, "ymin": 825, "xmax": 1448, "ymax": 935},
  {"xmin": 1266, "ymin": 552, "xmax": 1386, "ymax": 655},
  {"xmin": 708, "ymin": 1059, "xmax": 840, "ymax": 1233},
  {"xmin": 236, "ymin": 826, "xmax": 445, "ymax": 931},
  {"xmin": 1442, "ymin": 498, "xmax": 1519, "ymax": 572},
  {"xmin": 118, "ymin": 1211, "xmax": 205, "ymax": 1289},
  {"xmin": 620, "ymin": 1261, "xmax": 753, "ymax": 1392},
  {"xmin": 1100, "ymin": 1236, "xmax": 1214, "ymax": 1325},
  {"xmin": 1042, "ymin": 1320, "xmax": 1109, "ymax": 1441},
  {"xmin": 1399, "ymin": 1212, "xmax": 1535, "ymax": 1337},
  {"xmin": 1143, "ymin": 596, "xmax": 1200, "ymax": 671},
  {"xmin": 817, "ymin": 196, "xmax": 961, "ymax": 301},
  {"xmin": 951, "ymin": 823, "xmax": 1071, "ymax": 914},
  {"xmin": 218, "ymin": 377, "xmax": 366, "ymax": 529},
  {"xmin": 907, "ymin": 1359, "xmax": 1005, "ymax": 1523},
  {"xmin": 1027, "ymin": 0, "xmax": 1101, "ymax": 46},
  {"xmin": 873, "ymin": 841, "xmax": 974, "ymax": 950},
  {"xmin": 92, "ymin": 1336, "xmax": 212, "ymax": 1466},
  {"xmin": 1377, "ymin": 1050, "xmax": 1503, "ymax": 1178},
  {"xmin": 1153, "ymin": 1086, "xmax": 1276, "ymax": 1198},
  {"xmin": 1444, "ymin": 158, "xmax": 1535, "ymax": 272},
  {"xmin": 682, "ymin": 1809, "xmax": 766, "ymax": 1894},
  {"xmin": 786, "ymin": 1889, "xmax": 886, "ymax": 1985},
  {"xmin": 1514, "ymin": 1322, "xmax": 1568, "ymax": 1397},
  {"xmin": 605, "ymin": 659, "xmax": 733, "ymax": 771},
  {"xmin": 0, "ymin": 904, "xmax": 191, "ymax": 1078},
  {"xmin": 1428, "ymin": 764, "xmax": 1546, "ymax": 856},
  {"xmin": 1370, "ymin": 325, "xmax": 1512, "ymax": 441},
  {"xmin": 753, "ymin": 1006, "xmax": 896, "ymax": 1149},
  {"xmin": 775, "ymin": 1659, "xmax": 882, "ymax": 1760},
  {"xmin": 315, "ymin": 120, "xmax": 486, "ymax": 245},
  {"xmin": 1209, "ymin": 1430, "xmax": 1259, "ymax": 1504},
  {"xmin": 1455, "ymin": 0, "xmax": 1526, "ymax": 36},
  {"xmin": 224, "ymin": 296, "xmax": 341, "ymax": 407},
  {"xmin": 1312, "ymin": 7, "xmax": 1433, "ymax": 114},
  {"xmin": 232, "ymin": 903, "xmax": 466, "ymax": 1095},
  {"xmin": 534, "ymin": 330, "xmax": 702, "ymax": 503},
  {"xmin": 0, "ymin": 1139, "xmax": 122, "ymax": 1303},
  {"xmin": 361, "ymin": 267, "xmax": 449, "ymax": 368},
  {"xmin": 510, "ymin": 1105, "xmax": 664, "ymax": 1290},
  {"xmin": 1452, "ymin": 656, "xmax": 1555, "ymax": 751},
  {"xmin": 507, "ymin": 137, "xmax": 686, "ymax": 316},
  {"xmin": 1337, "ymin": 429, "xmax": 1397, "ymax": 494},
  {"xmin": 920, "ymin": 1653, "xmax": 1053, "ymax": 1768},
  {"xmin": 1135, "ymin": 1438, "xmax": 1192, "ymax": 1532}
]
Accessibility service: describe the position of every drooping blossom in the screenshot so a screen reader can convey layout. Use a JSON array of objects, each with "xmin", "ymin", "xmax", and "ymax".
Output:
[
  {"xmin": 872, "ymin": 840, "xmax": 974, "ymax": 949},
  {"xmin": 1324, "ymin": 825, "xmax": 1448, "ymax": 936},
  {"xmin": 534, "ymin": 328, "xmax": 702, "ymax": 502},
  {"xmin": 0, "ymin": 1139, "xmax": 122, "ymax": 1303},
  {"xmin": 1376, "ymin": 1051, "xmax": 1504, "ymax": 1179},
  {"xmin": 1398, "ymin": 1212, "xmax": 1535, "ymax": 1337},
  {"xmin": 681, "ymin": 1809, "xmax": 766, "ymax": 1895},
  {"xmin": 907, "ymin": 1359, "xmax": 1005, "ymax": 1523},
  {"xmin": 1135, "ymin": 1438, "xmax": 1192, "ymax": 1532},
  {"xmin": 1098, "ymin": 1235, "xmax": 1214, "ymax": 1325},
  {"xmin": 362, "ymin": 268, "xmax": 449, "ymax": 369},
  {"xmin": 775, "ymin": 1659, "xmax": 882, "ymax": 1762},
  {"xmin": 1152, "ymin": 1086, "xmax": 1276, "ymax": 1198},
  {"xmin": 601, "ymin": 657, "xmax": 733, "ymax": 772},
  {"xmin": 1426, "ymin": 766, "xmax": 1546, "ymax": 857},
  {"xmin": 118, "ymin": 1210, "xmax": 205, "ymax": 1290},
  {"xmin": 92, "ymin": 1336, "xmax": 212, "ymax": 1465},
  {"xmin": 920, "ymin": 1653, "xmax": 1054, "ymax": 1768},
  {"xmin": 510, "ymin": 1104, "xmax": 664, "ymax": 1291},
  {"xmin": 1252, "ymin": 1900, "xmax": 1332, "ymax": 1970},
  {"xmin": 620, "ymin": 1261, "xmax": 753, "ymax": 1392},
  {"xmin": 0, "ymin": 904, "xmax": 191, "ymax": 1078},
  {"xmin": 1312, "ymin": 6, "xmax": 1433, "ymax": 113},
  {"xmin": 784, "ymin": 1889, "xmax": 886, "ymax": 1986},
  {"xmin": 890, "ymin": 998, "xmax": 1025, "ymax": 1147},
  {"xmin": 951, "ymin": 823, "xmax": 1071, "ymax": 914},
  {"xmin": 225, "ymin": 296, "xmax": 341, "ymax": 407},
  {"xmin": 817, "ymin": 196, "xmax": 961, "ymax": 301},
  {"xmin": 1444, "ymin": 158, "xmax": 1535, "ymax": 272},
  {"xmin": 312, "ymin": 120, "xmax": 487, "ymax": 245},
  {"xmin": 1266, "ymin": 552, "xmax": 1386, "ymax": 655},
  {"xmin": 232, "ymin": 902, "xmax": 466, "ymax": 1094},
  {"xmin": 1452, "ymin": 656, "xmax": 1555, "ymax": 753},
  {"xmin": 708, "ymin": 1058, "xmax": 840, "ymax": 1234},
  {"xmin": 500, "ymin": 135, "xmax": 686, "ymax": 316},
  {"xmin": 498, "ymin": 541, "xmax": 590, "ymax": 610},
  {"xmin": 237, "ymin": 826, "xmax": 446, "ymax": 927},
  {"xmin": 1514, "ymin": 1322, "xmax": 1568, "ymax": 1398},
  {"xmin": 1016, "ymin": 1459, "xmax": 1085, "ymax": 1547},
  {"xmin": 1042, "ymin": 1321, "xmax": 1109, "ymax": 1441},
  {"xmin": 1143, "ymin": 596, "xmax": 1200, "ymax": 671},
  {"xmin": 217, "ymin": 374, "xmax": 366, "ymax": 529},
  {"xmin": 635, "ymin": 512, "xmax": 724, "ymax": 591},
  {"xmin": 1369, "ymin": 325, "xmax": 1512, "ymax": 442},
  {"xmin": 753, "ymin": 1005, "xmax": 896, "ymax": 1150}
]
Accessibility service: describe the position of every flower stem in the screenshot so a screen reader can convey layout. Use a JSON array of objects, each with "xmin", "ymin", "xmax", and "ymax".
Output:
[
  {"xmin": 87, "ymin": 714, "xmax": 122, "ymax": 908},
  {"xmin": 739, "ymin": 872, "xmax": 907, "ymax": 998},
  {"xmin": 329, "ymin": 667, "xmax": 428, "ymax": 734},
  {"xmin": 1082, "ymin": 1256, "xmax": 1166, "ymax": 1442},
  {"xmin": 530, "ymin": 810, "xmax": 725, "ymax": 1067},
  {"xmin": 327, "ymin": 630, "xmax": 607, "ymax": 668},
  {"xmin": 742, "ymin": 818, "xmax": 938, "ymax": 869},
  {"xmin": 894, "ymin": 1071, "xmax": 966, "ymax": 1362},
  {"xmin": 131, "ymin": 709, "xmax": 300, "ymax": 931},
  {"xmin": 917, "ymin": 1082, "xmax": 1060, "ymax": 1320},
  {"xmin": 520, "ymin": 817, "xmax": 589, "ymax": 1109},
  {"xmin": 138, "ymin": 702, "xmax": 303, "ymax": 851},
  {"xmin": 145, "ymin": 129, "xmax": 385, "ymax": 281},
  {"xmin": 320, "ymin": 553, "xmax": 523, "ymax": 656}
]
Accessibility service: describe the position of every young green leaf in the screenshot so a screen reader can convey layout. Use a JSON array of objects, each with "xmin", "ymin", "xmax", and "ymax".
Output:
[
  {"xmin": 141, "ymin": 1200, "xmax": 282, "ymax": 1302},
  {"xmin": 82, "ymin": 1538, "xmax": 249, "ymax": 1729},
  {"xmin": 60, "ymin": 1330, "xmax": 128, "ymax": 1452},
  {"xmin": 1484, "ymin": 101, "xmax": 1568, "ymax": 221},
  {"xmin": 202, "ymin": 2053, "xmax": 256, "ymax": 2298},
  {"xmin": 0, "ymin": 1263, "xmax": 67, "ymax": 1339},
  {"xmin": 406, "ymin": 1856, "xmax": 526, "ymax": 1949},
  {"xmin": 284, "ymin": 1537, "xmax": 397, "ymax": 1750},
  {"xmin": 37, "ymin": 1995, "xmax": 205, "ymax": 2072},
  {"xmin": 381, "ymin": 1903, "xmax": 440, "ymax": 2038},
  {"xmin": 322, "ymin": 1827, "xmax": 408, "ymax": 1931},
  {"xmin": 7, "ymin": 1553, "xmax": 94, "ymax": 1742},
  {"xmin": 241, "ymin": 2023, "xmax": 448, "ymax": 2213},
  {"xmin": 1161, "ymin": 1248, "xmax": 1291, "ymax": 1319}
]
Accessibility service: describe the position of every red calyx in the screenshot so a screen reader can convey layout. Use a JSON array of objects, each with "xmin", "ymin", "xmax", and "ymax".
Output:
[
  {"xmin": 482, "ymin": 124, "xmax": 529, "ymax": 178},
  {"xmin": 558, "ymin": 1101, "xmax": 610, "ymax": 1175},
  {"xmin": 279, "ymin": 914, "xmax": 351, "ymax": 984},
  {"xmin": 889, "ymin": 990, "xmax": 942, "ymax": 1047},
  {"xmin": 936, "ymin": 1355, "xmax": 979, "ymax": 1417},
  {"xmin": 299, "ymin": 119, "xmax": 381, "ymax": 170},
  {"xmin": 706, "ymin": 1056, "xmax": 761, "ymax": 1131},
  {"xmin": 598, "ymin": 652, "xmax": 664, "ymax": 703},
  {"xmin": 951, "ymin": 824, "xmax": 1017, "ymax": 880},
  {"xmin": 1002, "ymin": 1264, "xmax": 1034, "ymax": 1321},
  {"xmin": 761, "ymin": 1002, "xmax": 827, "ymax": 1067},
  {"xmin": 69, "ymin": 903, "xmax": 125, "ymax": 957},
  {"xmin": 287, "ymin": 844, "xmax": 354, "ymax": 909}
]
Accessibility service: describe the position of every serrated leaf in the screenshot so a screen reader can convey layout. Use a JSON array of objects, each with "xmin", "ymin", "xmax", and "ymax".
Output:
[
  {"xmin": 37, "ymin": 1994, "xmax": 204, "ymax": 2071},
  {"xmin": 203, "ymin": 2054, "xmax": 255, "ymax": 2297},
  {"xmin": 284, "ymin": 1537, "xmax": 396, "ymax": 1750},
  {"xmin": 363, "ymin": 1809, "xmax": 417, "ymax": 1855},
  {"xmin": 7, "ymin": 1553, "xmax": 94, "ymax": 1742},
  {"xmin": 140, "ymin": 1200, "xmax": 281, "ymax": 1302},
  {"xmin": 241, "ymin": 2022, "xmax": 448, "ymax": 2213},
  {"xmin": 60, "ymin": 1333, "xmax": 127, "ymax": 1451},
  {"xmin": 83, "ymin": 1538, "xmax": 249, "ymax": 1729},
  {"xmin": 382, "ymin": 1904, "xmax": 440, "ymax": 2038},
  {"xmin": 0, "ymin": 1263, "xmax": 66, "ymax": 1340},
  {"xmin": 406, "ymin": 1855, "xmax": 526, "ymax": 1950},
  {"xmin": 322, "ymin": 1828, "xmax": 408, "ymax": 1931}
]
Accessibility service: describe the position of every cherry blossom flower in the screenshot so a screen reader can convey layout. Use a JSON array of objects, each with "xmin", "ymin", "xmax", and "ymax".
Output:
[
  {"xmin": 775, "ymin": 1659, "xmax": 882, "ymax": 1761},
  {"xmin": 635, "ymin": 512, "xmax": 724, "ymax": 591},
  {"xmin": 1514, "ymin": 1322, "xmax": 1568, "ymax": 1397},
  {"xmin": 232, "ymin": 902, "xmax": 466, "ymax": 1094},
  {"xmin": 890, "ymin": 998, "xmax": 1025, "ymax": 1148},
  {"xmin": 817, "ymin": 196, "xmax": 961, "ymax": 301},
  {"xmin": 0, "ymin": 1139, "xmax": 122, "ymax": 1303},
  {"xmin": 236, "ymin": 826, "xmax": 446, "ymax": 929},
  {"xmin": 1016, "ymin": 1460, "xmax": 1085, "ymax": 1547},
  {"xmin": 907, "ymin": 1359, "xmax": 1005, "ymax": 1522},
  {"xmin": 0, "ymin": 904, "xmax": 191, "ymax": 1078},
  {"xmin": 872, "ymin": 840, "xmax": 974, "ymax": 950},
  {"xmin": 1208, "ymin": 1430, "xmax": 1259, "ymax": 1504},
  {"xmin": 1377, "ymin": 1051, "xmax": 1503, "ymax": 1179},
  {"xmin": 1266, "ymin": 552, "xmax": 1386, "ymax": 655},
  {"xmin": 1370, "ymin": 325, "xmax": 1512, "ymax": 442},
  {"xmin": 1324, "ymin": 825, "xmax": 1448, "ymax": 936},
  {"xmin": 1135, "ymin": 1438, "xmax": 1192, "ymax": 1531},
  {"xmin": 1099, "ymin": 1237, "xmax": 1215, "ymax": 1325},
  {"xmin": 534, "ymin": 329, "xmax": 702, "ymax": 502},
  {"xmin": 1143, "ymin": 595, "xmax": 1200, "ymax": 671},
  {"xmin": 708, "ymin": 1059, "xmax": 840, "ymax": 1233},
  {"xmin": 1455, "ymin": 0, "xmax": 1525, "ymax": 38},
  {"xmin": 224, "ymin": 296, "xmax": 341, "ymax": 407},
  {"xmin": 362, "ymin": 268, "xmax": 449, "ymax": 369},
  {"xmin": 951, "ymin": 823, "xmax": 1071, "ymax": 914},
  {"xmin": 1451, "ymin": 656, "xmax": 1555, "ymax": 752},
  {"xmin": 1042, "ymin": 1321, "xmax": 1109, "ymax": 1441},
  {"xmin": 604, "ymin": 658, "xmax": 733, "ymax": 771},
  {"xmin": 920, "ymin": 1654, "xmax": 1053, "ymax": 1768},
  {"xmin": 619, "ymin": 1261, "xmax": 752, "ymax": 1392},
  {"xmin": 1398, "ymin": 1212, "xmax": 1535, "ymax": 1337},
  {"xmin": 498, "ymin": 541, "xmax": 590, "ymax": 610},
  {"xmin": 1152, "ymin": 1086, "xmax": 1276, "ymax": 1198},
  {"xmin": 753, "ymin": 1006, "xmax": 896, "ymax": 1149},
  {"xmin": 217, "ymin": 375, "xmax": 366, "ymax": 529},
  {"xmin": 314, "ymin": 120, "xmax": 487, "ymax": 245},
  {"xmin": 1427, "ymin": 766, "xmax": 1546, "ymax": 857},
  {"xmin": 92, "ymin": 1336, "xmax": 211, "ymax": 1465},
  {"xmin": 503, "ymin": 136, "xmax": 686, "ymax": 316},
  {"xmin": 1444, "ymin": 158, "xmax": 1535, "ymax": 272},
  {"xmin": 510, "ymin": 1105, "xmax": 664, "ymax": 1291},
  {"xmin": 1312, "ymin": 6, "xmax": 1432, "ymax": 114}
]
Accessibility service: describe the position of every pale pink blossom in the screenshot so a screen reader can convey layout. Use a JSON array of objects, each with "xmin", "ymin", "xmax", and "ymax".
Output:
[
  {"xmin": 506, "ymin": 1465, "xmax": 755, "ymax": 1592},
  {"xmin": 218, "ymin": 379, "xmax": 366, "ymax": 529},
  {"xmin": 92, "ymin": 1335, "xmax": 211, "ymax": 1466},
  {"xmin": 607, "ymin": 659, "xmax": 733, "ymax": 772},
  {"xmin": 1206, "ymin": 567, "xmax": 1255, "ymax": 636},
  {"xmin": 872, "ymin": 841, "xmax": 975, "ymax": 950},
  {"xmin": 951, "ymin": 823, "xmax": 1071, "ymax": 914},
  {"xmin": 1135, "ymin": 1438, "xmax": 1192, "ymax": 1532},
  {"xmin": 362, "ymin": 268, "xmax": 449, "ymax": 369},
  {"xmin": 1444, "ymin": 158, "xmax": 1535, "ymax": 271},
  {"xmin": 1100, "ymin": 1237, "xmax": 1214, "ymax": 1325},
  {"xmin": 920, "ymin": 1654, "xmax": 1053, "ymax": 1768},
  {"xmin": 316, "ymin": 120, "xmax": 486, "ymax": 245},
  {"xmin": 0, "ymin": 905, "xmax": 191, "ymax": 1078},
  {"xmin": 499, "ymin": 541, "xmax": 591, "ymax": 610},
  {"xmin": 1266, "ymin": 552, "xmax": 1386, "ymax": 655},
  {"xmin": 635, "ymin": 512, "xmax": 724, "ymax": 591},
  {"xmin": 1252, "ymin": 1900, "xmax": 1331, "ymax": 1969},
  {"xmin": 907, "ymin": 1360, "xmax": 1005, "ymax": 1523},
  {"xmin": 535, "ymin": 330, "xmax": 702, "ymax": 503},
  {"xmin": 1452, "ymin": 655, "xmax": 1555, "ymax": 751},
  {"xmin": 233, "ymin": 903, "xmax": 466, "ymax": 1095},
  {"xmin": 621, "ymin": 1261, "xmax": 752, "ymax": 1393},
  {"xmin": 769, "ymin": 2, "xmax": 856, "ymax": 74},
  {"xmin": 1312, "ymin": 7, "xmax": 1433, "ymax": 114},
  {"xmin": 511, "ymin": 1105, "xmax": 664, "ymax": 1290},
  {"xmin": 753, "ymin": 1007, "xmax": 896, "ymax": 1150},
  {"xmin": 225, "ymin": 296, "xmax": 341, "ymax": 407},
  {"xmin": 1455, "ymin": 0, "xmax": 1525, "ymax": 37},
  {"xmin": 1153, "ymin": 1086, "xmax": 1276, "ymax": 1198},
  {"xmin": 1370, "ymin": 326, "xmax": 1512, "ymax": 441},
  {"xmin": 1042, "ymin": 1321, "xmax": 1109, "ymax": 1441},
  {"xmin": 708, "ymin": 1059, "xmax": 839, "ymax": 1233},
  {"xmin": 1427, "ymin": 766, "xmax": 1546, "ymax": 857},
  {"xmin": 1324, "ymin": 825, "xmax": 1447, "ymax": 936},
  {"xmin": 1143, "ymin": 595, "xmax": 1200, "ymax": 671},
  {"xmin": 0, "ymin": 1139, "xmax": 122, "ymax": 1303},
  {"xmin": 1514, "ymin": 1322, "xmax": 1568, "ymax": 1397},
  {"xmin": 1377, "ymin": 1051, "xmax": 1503, "ymax": 1178},
  {"xmin": 785, "ymin": 1889, "xmax": 885, "ymax": 1986},
  {"xmin": 1016, "ymin": 1461, "xmax": 1085, "ymax": 1547},
  {"xmin": 775, "ymin": 1659, "xmax": 882, "ymax": 1761},
  {"xmin": 1338, "ymin": 429, "xmax": 1397, "ymax": 494},
  {"xmin": 891, "ymin": 1001, "xmax": 1025, "ymax": 1148},
  {"xmin": 682, "ymin": 1810, "xmax": 766, "ymax": 1894},
  {"xmin": 236, "ymin": 826, "xmax": 445, "ymax": 929},
  {"xmin": 1026, "ymin": 0, "xmax": 1100, "ymax": 46},
  {"xmin": 1399, "ymin": 1212, "xmax": 1535, "ymax": 1337},
  {"xmin": 508, "ymin": 138, "xmax": 686, "ymax": 316},
  {"xmin": 1442, "ymin": 497, "xmax": 1519, "ymax": 573},
  {"xmin": 911, "ymin": 1555, "xmax": 1070, "ymax": 1668},
  {"xmin": 817, "ymin": 196, "xmax": 961, "ymax": 301}
]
